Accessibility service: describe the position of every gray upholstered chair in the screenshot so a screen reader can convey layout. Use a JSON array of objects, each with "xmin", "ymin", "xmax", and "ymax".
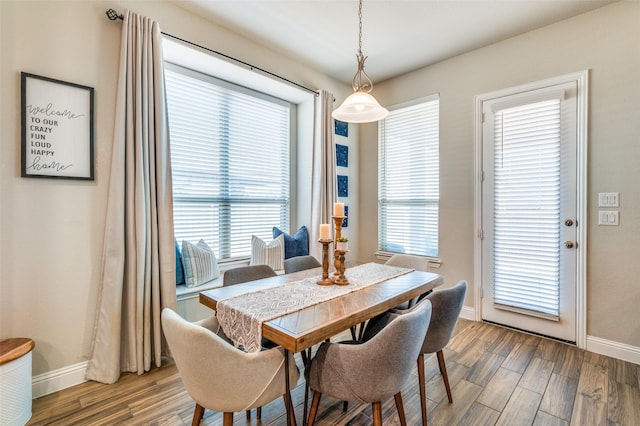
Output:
[
  {"xmin": 223, "ymin": 264, "xmax": 277, "ymax": 286},
  {"xmin": 283, "ymin": 255, "xmax": 321, "ymax": 274},
  {"xmin": 161, "ymin": 308, "xmax": 300, "ymax": 426},
  {"xmin": 385, "ymin": 253, "xmax": 430, "ymax": 271},
  {"xmin": 305, "ymin": 299, "xmax": 433, "ymax": 426},
  {"xmin": 416, "ymin": 280, "xmax": 467, "ymax": 425},
  {"xmin": 223, "ymin": 264, "xmax": 279, "ymax": 375},
  {"xmin": 361, "ymin": 280, "xmax": 467, "ymax": 425},
  {"xmin": 385, "ymin": 254, "xmax": 431, "ymax": 309}
]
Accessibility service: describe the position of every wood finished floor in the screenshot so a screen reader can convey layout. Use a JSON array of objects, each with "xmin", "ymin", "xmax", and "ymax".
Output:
[{"xmin": 29, "ymin": 319, "xmax": 640, "ymax": 426}]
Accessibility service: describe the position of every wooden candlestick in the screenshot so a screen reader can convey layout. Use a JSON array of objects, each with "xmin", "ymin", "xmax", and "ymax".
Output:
[
  {"xmin": 333, "ymin": 250, "xmax": 349, "ymax": 285},
  {"xmin": 332, "ymin": 216, "xmax": 345, "ymax": 279},
  {"xmin": 317, "ymin": 239, "xmax": 334, "ymax": 286}
]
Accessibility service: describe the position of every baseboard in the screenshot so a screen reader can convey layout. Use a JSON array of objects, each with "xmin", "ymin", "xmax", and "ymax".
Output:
[
  {"xmin": 460, "ymin": 305, "xmax": 476, "ymax": 321},
  {"xmin": 32, "ymin": 361, "xmax": 88, "ymax": 398},
  {"xmin": 586, "ymin": 335, "xmax": 640, "ymax": 365}
]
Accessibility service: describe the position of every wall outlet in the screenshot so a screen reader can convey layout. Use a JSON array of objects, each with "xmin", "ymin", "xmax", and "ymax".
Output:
[{"xmin": 598, "ymin": 210, "xmax": 619, "ymax": 226}]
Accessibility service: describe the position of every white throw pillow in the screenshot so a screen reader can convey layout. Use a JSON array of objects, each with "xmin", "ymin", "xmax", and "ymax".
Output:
[
  {"xmin": 181, "ymin": 239, "xmax": 220, "ymax": 288},
  {"xmin": 250, "ymin": 234, "xmax": 284, "ymax": 272}
]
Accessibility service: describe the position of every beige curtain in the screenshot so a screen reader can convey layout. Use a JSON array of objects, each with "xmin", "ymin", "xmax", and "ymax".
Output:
[
  {"xmin": 85, "ymin": 10, "xmax": 176, "ymax": 384},
  {"xmin": 310, "ymin": 90, "xmax": 337, "ymax": 260}
]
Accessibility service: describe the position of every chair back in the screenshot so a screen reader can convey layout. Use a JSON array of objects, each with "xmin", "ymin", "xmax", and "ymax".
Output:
[
  {"xmin": 385, "ymin": 253, "xmax": 430, "ymax": 271},
  {"xmin": 161, "ymin": 308, "xmax": 299, "ymax": 413},
  {"xmin": 421, "ymin": 280, "xmax": 467, "ymax": 354},
  {"xmin": 283, "ymin": 255, "xmax": 321, "ymax": 274},
  {"xmin": 307, "ymin": 298, "xmax": 432, "ymax": 403},
  {"xmin": 223, "ymin": 264, "xmax": 276, "ymax": 286}
]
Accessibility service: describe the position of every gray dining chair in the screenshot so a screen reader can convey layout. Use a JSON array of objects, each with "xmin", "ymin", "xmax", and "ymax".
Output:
[
  {"xmin": 223, "ymin": 264, "xmax": 277, "ymax": 286},
  {"xmin": 305, "ymin": 298, "xmax": 433, "ymax": 426},
  {"xmin": 283, "ymin": 255, "xmax": 321, "ymax": 274},
  {"xmin": 161, "ymin": 308, "xmax": 299, "ymax": 426},
  {"xmin": 221, "ymin": 263, "xmax": 279, "ymax": 419},
  {"xmin": 361, "ymin": 280, "xmax": 467, "ymax": 425},
  {"xmin": 385, "ymin": 253, "xmax": 430, "ymax": 271},
  {"xmin": 416, "ymin": 280, "xmax": 467, "ymax": 424},
  {"xmin": 385, "ymin": 254, "xmax": 431, "ymax": 309}
]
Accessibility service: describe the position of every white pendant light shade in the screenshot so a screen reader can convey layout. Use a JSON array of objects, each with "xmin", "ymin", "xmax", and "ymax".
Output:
[
  {"xmin": 332, "ymin": 92, "xmax": 389, "ymax": 123},
  {"xmin": 333, "ymin": 0, "xmax": 388, "ymax": 124}
]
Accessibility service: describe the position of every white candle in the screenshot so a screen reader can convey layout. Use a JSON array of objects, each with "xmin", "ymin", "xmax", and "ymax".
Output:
[
  {"xmin": 334, "ymin": 202, "xmax": 345, "ymax": 217},
  {"xmin": 319, "ymin": 223, "xmax": 331, "ymax": 240}
]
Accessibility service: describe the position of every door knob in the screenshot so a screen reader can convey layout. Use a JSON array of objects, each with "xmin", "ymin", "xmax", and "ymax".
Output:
[{"xmin": 564, "ymin": 241, "xmax": 575, "ymax": 249}]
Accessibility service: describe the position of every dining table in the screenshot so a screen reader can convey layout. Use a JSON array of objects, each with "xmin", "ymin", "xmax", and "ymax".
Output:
[{"xmin": 199, "ymin": 263, "xmax": 443, "ymax": 425}]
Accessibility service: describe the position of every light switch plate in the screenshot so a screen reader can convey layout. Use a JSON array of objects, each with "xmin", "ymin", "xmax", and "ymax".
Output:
[
  {"xmin": 598, "ymin": 210, "xmax": 619, "ymax": 226},
  {"xmin": 598, "ymin": 192, "xmax": 619, "ymax": 207}
]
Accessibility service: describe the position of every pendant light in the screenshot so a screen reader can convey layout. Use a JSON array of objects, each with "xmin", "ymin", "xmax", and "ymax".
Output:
[{"xmin": 332, "ymin": 0, "xmax": 389, "ymax": 123}]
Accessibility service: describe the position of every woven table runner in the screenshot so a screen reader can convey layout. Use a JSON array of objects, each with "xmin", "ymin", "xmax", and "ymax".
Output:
[{"xmin": 216, "ymin": 262, "xmax": 414, "ymax": 352}]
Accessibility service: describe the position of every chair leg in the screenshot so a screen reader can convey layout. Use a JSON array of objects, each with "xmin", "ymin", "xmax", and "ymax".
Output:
[
  {"xmin": 342, "ymin": 401, "xmax": 348, "ymax": 412},
  {"xmin": 246, "ymin": 409, "xmax": 251, "ymax": 419},
  {"xmin": 417, "ymin": 354, "xmax": 427, "ymax": 426},
  {"xmin": 350, "ymin": 325, "xmax": 357, "ymax": 340},
  {"xmin": 222, "ymin": 412, "xmax": 233, "ymax": 426},
  {"xmin": 257, "ymin": 406, "xmax": 262, "ymax": 419},
  {"xmin": 372, "ymin": 401, "xmax": 383, "ymax": 426},
  {"xmin": 394, "ymin": 392, "xmax": 407, "ymax": 426},
  {"xmin": 191, "ymin": 403, "xmax": 205, "ymax": 426},
  {"xmin": 437, "ymin": 350, "xmax": 453, "ymax": 403},
  {"xmin": 308, "ymin": 391, "xmax": 322, "ymax": 425}
]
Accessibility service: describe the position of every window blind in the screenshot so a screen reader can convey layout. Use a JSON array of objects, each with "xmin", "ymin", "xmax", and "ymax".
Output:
[
  {"xmin": 492, "ymin": 99, "xmax": 561, "ymax": 318},
  {"xmin": 165, "ymin": 65, "xmax": 290, "ymax": 261},
  {"xmin": 378, "ymin": 97, "xmax": 439, "ymax": 257}
]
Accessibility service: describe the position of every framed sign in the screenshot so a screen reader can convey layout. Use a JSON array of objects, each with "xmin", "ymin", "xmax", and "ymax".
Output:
[{"xmin": 21, "ymin": 72, "xmax": 94, "ymax": 180}]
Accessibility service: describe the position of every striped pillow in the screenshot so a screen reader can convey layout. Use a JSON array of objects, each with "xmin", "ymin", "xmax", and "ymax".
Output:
[
  {"xmin": 181, "ymin": 239, "xmax": 220, "ymax": 288},
  {"xmin": 250, "ymin": 234, "xmax": 284, "ymax": 272}
]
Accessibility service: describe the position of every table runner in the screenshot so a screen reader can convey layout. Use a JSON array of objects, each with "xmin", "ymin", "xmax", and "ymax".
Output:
[{"xmin": 216, "ymin": 262, "xmax": 414, "ymax": 352}]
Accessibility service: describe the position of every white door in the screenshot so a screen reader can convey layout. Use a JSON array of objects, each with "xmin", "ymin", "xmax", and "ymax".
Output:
[{"xmin": 480, "ymin": 79, "xmax": 581, "ymax": 342}]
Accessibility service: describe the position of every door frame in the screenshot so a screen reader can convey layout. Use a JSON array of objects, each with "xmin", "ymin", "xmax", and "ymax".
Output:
[{"xmin": 473, "ymin": 71, "xmax": 589, "ymax": 348}]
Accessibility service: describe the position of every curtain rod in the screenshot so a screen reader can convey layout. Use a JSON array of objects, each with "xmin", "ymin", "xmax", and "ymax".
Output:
[{"xmin": 106, "ymin": 9, "xmax": 318, "ymax": 96}]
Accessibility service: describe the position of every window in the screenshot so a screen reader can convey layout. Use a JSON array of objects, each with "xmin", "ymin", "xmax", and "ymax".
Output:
[
  {"xmin": 165, "ymin": 64, "xmax": 291, "ymax": 262},
  {"xmin": 378, "ymin": 95, "xmax": 439, "ymax": 258}
]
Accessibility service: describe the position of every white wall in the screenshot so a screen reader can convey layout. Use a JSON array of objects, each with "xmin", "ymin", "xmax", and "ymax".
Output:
[
  {"xmin": 360, "ymin": 1, "xmax": 640, "ymax": 348},
  {"xmin": 0, "ymin": 0, "xmax": 350, "ymax": 382}
]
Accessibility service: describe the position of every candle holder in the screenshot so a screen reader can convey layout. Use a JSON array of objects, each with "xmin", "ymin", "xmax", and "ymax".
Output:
[
  {"xmin": 333, "ymin": 249, "xmax": 350, "ymax": 285},
  {"xmin": 332, "ymin": 216, "xmax": 346, "ymax": 279},
  {"xmin": 317, "ymin": 239, "xmax": 334, "ymax": 286}
]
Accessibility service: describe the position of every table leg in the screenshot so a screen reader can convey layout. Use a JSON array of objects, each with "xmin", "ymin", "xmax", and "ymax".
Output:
[
  {"xmin": 284, "ymin": 349, "xmax": 296, "ymax": 426},
  {"xmin": 303, "ymin": 348, "xmax": 312, "ymax": 426}
]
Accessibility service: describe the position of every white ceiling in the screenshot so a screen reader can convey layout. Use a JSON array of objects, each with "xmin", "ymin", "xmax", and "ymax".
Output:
[{"xmin": 171, "ymin": 0, "xmax": 616, "ymax": 85}]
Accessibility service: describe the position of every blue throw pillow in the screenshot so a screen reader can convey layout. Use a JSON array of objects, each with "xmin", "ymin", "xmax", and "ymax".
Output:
[
  {"xmin": 273, "ymin": 226, "xmax": 309, "ymax": 259},
  {"xmin": 175, "ymin": 239, "xmax": 185, "ymax": 285}
]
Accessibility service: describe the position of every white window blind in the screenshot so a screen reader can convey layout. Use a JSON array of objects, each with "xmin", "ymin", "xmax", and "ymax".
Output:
[
  {"xmin": 165, "ymin": 65, "xmax": 290, "ymax": 262},
  {"xmin": 378, "ymin": 97, "xmax": 439, "ymax": 257},
  {"xmin": 492, "ymin": 99, "xmax": 561, "ymax": 318}
]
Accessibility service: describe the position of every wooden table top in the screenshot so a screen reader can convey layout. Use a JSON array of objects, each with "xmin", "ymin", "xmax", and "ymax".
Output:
[{"xmin": 200, "ymin": 266, "xmax": 443, "ymax": 353}]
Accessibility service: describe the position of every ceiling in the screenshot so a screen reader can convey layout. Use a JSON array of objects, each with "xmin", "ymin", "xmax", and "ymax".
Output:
[{"xmin": 171, "ymin": 0, "xmax": 616, "ymax": 85}]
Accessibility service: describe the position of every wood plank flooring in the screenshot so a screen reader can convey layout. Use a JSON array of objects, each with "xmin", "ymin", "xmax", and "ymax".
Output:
[{"xmin": 28, "ymin": 319, "xmax": 640, "ymax": 425}]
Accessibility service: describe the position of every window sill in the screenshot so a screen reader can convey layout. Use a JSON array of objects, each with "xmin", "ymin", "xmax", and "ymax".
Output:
[
  {"xmin": 175, "ymin": 259, "xmax": 286, "ymax": 302},
  {"xmin": 176, "ymin": 278, "xmax": 223, "ymax": 302}
]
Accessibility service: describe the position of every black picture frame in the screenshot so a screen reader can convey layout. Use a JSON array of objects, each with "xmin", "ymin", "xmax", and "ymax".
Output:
[
  {"xmin": 334, "ymin": 119, "xmax": 348, "ymax": 137},
  {"xmin": 337, "ymin": 175, "xmax": 348, "ymax": 197},
  {"xmin": 21, "ymin": 72, "xmax": 94, "ymax": 180},
  {"xmin": 336, "ymin": 143, "xmax": 348, "ymax": 167}
]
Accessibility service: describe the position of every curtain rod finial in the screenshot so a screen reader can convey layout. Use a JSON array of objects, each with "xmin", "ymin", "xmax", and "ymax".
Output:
[{"xmin": 106, "ymin": 9, "xmax": 123, "ymax": 21}]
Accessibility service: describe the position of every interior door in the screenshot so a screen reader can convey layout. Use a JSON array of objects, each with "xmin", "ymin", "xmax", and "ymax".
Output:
[{"xmin": 481, "ymin": 81, "xmax": 578, "ymax": 342}]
